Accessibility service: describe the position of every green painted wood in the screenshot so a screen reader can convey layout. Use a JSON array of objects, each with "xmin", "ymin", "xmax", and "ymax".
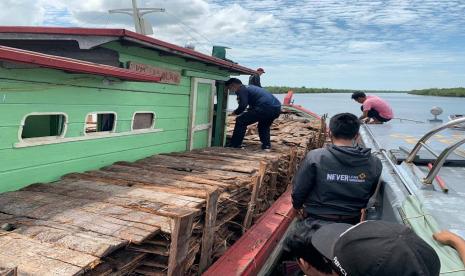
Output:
[
  {"xmin": 0, "ymin": 68, "xmax": 191, "ymax": 95},
  {"xmin": 0, "ymin": 79, "xmax": 190, "ymax": 106},
  {"xmin": 0, "ymin": 117, "xmax": 188, "ymax": 150},
  {"xmin": 213, "ymin": 82, "xmax": 227, "ymax": 146},
  {"xmin": 0, "ymin": 140, "xmax": 187, "ymax": 192},
  {"xmin": 0, "ymin": 39, "xmax": 237, "ymax": 193},
  {"xmin": 0, "ymin": 129, "xmax": 187, "ymax": 172},
  {"xmin": 104, "ymin": 42, "xmax": 231, "ymax": 78},
  {"xmin": 182, "ymin": 70, "xmax": 229, "ymax": 81},
  {"xmin": 195, "ymin": 83, "xmax": 212, "ymax": 125},
  {"xmin": 0, "ymin": 104, "xmax": 189, "ymax": 125},
  {"xmin": 193, "ymin": 130, "xmax": 209, "ymax": 149},
  {"xmin": 191, "ymin": 82, "xmax": 213, "ymax": 149}
]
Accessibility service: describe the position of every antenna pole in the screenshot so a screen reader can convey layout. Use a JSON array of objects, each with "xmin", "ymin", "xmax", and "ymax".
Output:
[{"xmin": 109, "ymin": 0, "xmax": 165, "ymax": 35}]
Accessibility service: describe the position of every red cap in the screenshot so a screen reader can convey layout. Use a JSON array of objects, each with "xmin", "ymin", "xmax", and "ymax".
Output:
[{"xmin": 257, "ymin": 68, "xmax": 265, "ymax": 73}]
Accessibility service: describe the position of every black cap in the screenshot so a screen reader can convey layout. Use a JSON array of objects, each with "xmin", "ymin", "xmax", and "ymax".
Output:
[{"xmin": 311, "ymin": 221, "xmax": 441, "ymax": 276}]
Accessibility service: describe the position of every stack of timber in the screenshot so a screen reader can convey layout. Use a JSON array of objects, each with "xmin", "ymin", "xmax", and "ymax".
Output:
[
  {"xmin": 0, "ymin": 110, "xmax": 324, "ymax": 276},
  {"xmin": 227, "ymin": 108, "xmax": 327, "ymax": 215},
  {"xmin": 0, "ymin": 267, "xmax": 16, "ymax": 276}
]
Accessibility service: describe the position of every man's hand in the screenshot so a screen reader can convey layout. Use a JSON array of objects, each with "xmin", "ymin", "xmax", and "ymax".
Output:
[
  {"xmin": 434, "ymin": 230, "xmax": 465, "ymax": 264},
  {"xmin": 294, "ymin": 208, "xmax": 305, "ymax": 220}
]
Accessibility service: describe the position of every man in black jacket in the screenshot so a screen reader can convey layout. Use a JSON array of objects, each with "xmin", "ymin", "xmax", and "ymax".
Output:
[
  {"xmin": 292, "ymin": 113, "xmax": 382, "ymax": 224},
  {"xmin": 226, "ymin": 78, "xmax": 281, "ymax": 150},
  {"xmin": 248, "ymin": 68, "xmax": 265, "ymax": 87}
]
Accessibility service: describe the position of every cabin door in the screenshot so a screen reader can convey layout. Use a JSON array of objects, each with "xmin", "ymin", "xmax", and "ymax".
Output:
[{"xmin": 188, "ymin": 78, "xmax": 216, "ymax": 150}]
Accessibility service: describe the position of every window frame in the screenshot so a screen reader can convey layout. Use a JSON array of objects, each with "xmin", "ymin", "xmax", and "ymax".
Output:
[
  {"xmin": 13, "ymin": 111, "xmax": 164, "ymax": 149},
  {"xmin": 18, "ymin": 112, "xmax": 68, "ymax": 143},
  {"xmin": 83, "ymin": 111, "xmax": 117, "ymax": 136},
  {"xmin": 131, "ymin": 111, "xmax": 157, "ymax": 131}
]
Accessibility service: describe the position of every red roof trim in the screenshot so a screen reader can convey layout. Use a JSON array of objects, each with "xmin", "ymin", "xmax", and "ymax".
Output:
[
  {"xmin": 0, "ymin": 45, "xmax": 161, "ymax": 82},
  {"xmin": 203, "ymin": 189, "xmax": 296, "ymax": 276},
  {"xmin": 0, "ymin": 26, "xmax": 255, "ymax": 75}
]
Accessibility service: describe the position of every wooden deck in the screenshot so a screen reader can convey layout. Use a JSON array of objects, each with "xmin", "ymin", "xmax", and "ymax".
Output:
[{"xmin": 0, "ymin": 110, "xmax": 324, "ymax": 275}]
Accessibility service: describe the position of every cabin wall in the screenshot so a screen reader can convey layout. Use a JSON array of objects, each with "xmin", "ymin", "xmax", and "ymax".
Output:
[{"xmin": 0, "ymin": 43, "xmax": 231, "ymax": 193}]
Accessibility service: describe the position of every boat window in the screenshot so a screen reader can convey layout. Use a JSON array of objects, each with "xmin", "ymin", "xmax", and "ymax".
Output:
[
  {"xmin": 85, "ymin": 112, "xmax": 116, "ymax": 134},
  {"xmin": 132, "ymin": 112, "xmax": 155, "ymax": 130},
  {"xmin": 21, "ymin": 114, "xmax": 66, "ymax": 139}
]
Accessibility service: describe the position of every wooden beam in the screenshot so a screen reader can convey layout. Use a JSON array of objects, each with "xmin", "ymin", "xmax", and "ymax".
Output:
[
  {"xmin": 0, "ymin": 267, "xmax": 16, "ymax": 276},
  {"xmin": 187, "ymin": 77, "xmax": 197, "ymax": 151},
  {"xmin": 182, "ymin": 69, "xmax": 229, "ymax": 81},
  {"xmin": 269, "ymin": 161, "xmax": 279, "ymax": 199},
  {"xmin": 287, "ymin": 148, "xmax": 297, "ymax": 185},
  {"xmin": 167, "ymin": 214, "xmax": 194, "ymax": 276},
  {"xmin": 243, "ymin": 161, "xmax": 267, "ymax": 230},
  {"xmin": 0, "ymin": 46, "xmax": 161, "ymax": 82},
  {"xmin": 199, "ymin": 188, "xmax": 220, "ymax": 273}
]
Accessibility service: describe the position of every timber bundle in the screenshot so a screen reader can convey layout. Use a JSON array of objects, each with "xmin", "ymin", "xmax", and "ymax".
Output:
[{"xmin": 0, "ymin": 109, "xmax": 325, "ymax": 276}]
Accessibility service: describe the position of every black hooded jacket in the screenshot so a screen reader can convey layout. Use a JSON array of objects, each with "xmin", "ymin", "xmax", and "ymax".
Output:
[{"xmin": 292, "ymin": 144, "xmax": 382, "ymax": 216}]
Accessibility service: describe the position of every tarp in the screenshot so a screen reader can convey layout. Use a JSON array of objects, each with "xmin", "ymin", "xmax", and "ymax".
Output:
[{"xmin": 402, "ymin": 195, "xmax": 465, "ymax": 275}]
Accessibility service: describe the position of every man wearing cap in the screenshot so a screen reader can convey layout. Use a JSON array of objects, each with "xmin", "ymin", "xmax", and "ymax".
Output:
[
  {"xmin": 225, "ymin": 78, "xmax": 281, "ymax": 150},
  {"xmin": 249, "ymin": 68, "xmax": 265, "ymax": 87},
  {"xmin": 292, "ymin": 113, "xmax": 382, "ymax": 224},
  {"xmin": 286, "ymin": 220, "xmax": 441, "ymax": 276}
]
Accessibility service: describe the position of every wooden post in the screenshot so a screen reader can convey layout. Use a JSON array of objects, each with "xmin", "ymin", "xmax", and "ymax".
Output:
[
  {"xmin": 269, "ymin": 161, "xmax": 279, "ymax": 200},
  {"xmin": 167, "ymin": 213, "xmax": 194, "ymax": 276},
  {"xmin": 287, "ymin": 148, "xmax": 297, "ymax": 185},
  {"xmin": 243, "ymin": 161, "xmax": 267, "ymax": 230},
  {"xmin": 0, "ymin": 267, "xmax": 17, "ymax": 276},
  {"xmin": 199, "ymin": 188, "xmax": 220, "ymax": 273},
  {"xmin": 318, "ymin": 115, "xmax": 327, "ymax": 148}
]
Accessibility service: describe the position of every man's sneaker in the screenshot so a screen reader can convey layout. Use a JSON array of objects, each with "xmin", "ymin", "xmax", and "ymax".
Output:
[
  {"xmin": 262, "ymin": 145, "xmax": 271, "ymax": 152},
  {"xmin": 226, "ymin": 144, "xmax": 245, "ymax": 149}
]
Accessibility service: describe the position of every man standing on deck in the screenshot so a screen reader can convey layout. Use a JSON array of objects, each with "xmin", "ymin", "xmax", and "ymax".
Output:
[
  {"xmin": 248, "ymin": 68, "xmax": 265, "ymax": 87},
  {"xmin": 291, "ymin": 113, "xmax": 382, "ymax": 225},
  {"xmin": 351, "ymin": 92, "xmax": 393, "ymax": 124},
  {"xmin": 225, "ymin": 78, "xmax": 281, "ymax": 150}
]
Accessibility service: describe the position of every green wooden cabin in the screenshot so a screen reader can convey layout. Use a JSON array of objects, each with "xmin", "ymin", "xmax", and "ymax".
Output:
[{"xmin": 0, "ymin": 27, "xmax": 254, "ymax": 193}]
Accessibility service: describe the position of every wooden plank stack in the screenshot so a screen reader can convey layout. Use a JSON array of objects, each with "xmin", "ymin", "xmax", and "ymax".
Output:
[
  {"xmin": 226, "ymin": 108, "xmax": 327, "ymax": 216},
  {"xmin": 0, "ymin": 110, "xmax": 324, "ymax": 276}
]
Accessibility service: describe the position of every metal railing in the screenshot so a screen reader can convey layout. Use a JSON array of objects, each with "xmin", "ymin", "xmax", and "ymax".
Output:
[
  {"xmin": 405, "ymin": 117, "xmax": 465, "ymax": 185},
  {"xmin": 362, "ymin": 124, "xmax": 414, "ymax": 195}
]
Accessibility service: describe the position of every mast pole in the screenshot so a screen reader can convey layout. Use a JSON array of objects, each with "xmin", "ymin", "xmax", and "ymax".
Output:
[
  {"xmin": 132, "ymin": 0, "xmax": 142, "ymax": 34},
  {"xmin": 109, "ymin": 0, "xmax": 165, "ymax": 35}
]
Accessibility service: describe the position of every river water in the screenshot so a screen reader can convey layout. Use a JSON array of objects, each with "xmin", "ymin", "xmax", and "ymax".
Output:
[{"xmin": 228, "ymin": 93, "xmax": 465, "ymax": 122}]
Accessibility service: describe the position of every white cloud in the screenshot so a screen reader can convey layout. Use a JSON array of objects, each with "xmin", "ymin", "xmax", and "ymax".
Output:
[
  {"xmin": 348, "ymin": 41, "xmax": 387, "ymax": 52},
  {"xmin": 0, "ymin": 0, "xmax": 464, "ymax": 89}
]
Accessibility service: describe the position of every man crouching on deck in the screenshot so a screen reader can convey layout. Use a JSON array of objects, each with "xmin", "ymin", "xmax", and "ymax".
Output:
[
  {"xmin": 352, "ymin": 91, "xmax": 393, "ymax": 124},
  {"xmin": 225, "ymin": 78, "xmax": 281, "ymax": 150},
  {"xmin": 292, "ymin": 113, "xmax": 382, "ymax": 225}
]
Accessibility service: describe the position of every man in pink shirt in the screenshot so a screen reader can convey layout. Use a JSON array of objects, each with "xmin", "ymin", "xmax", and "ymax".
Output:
[{"xmin": 351, "ymin": 92, "xmax": 393, "ymax": 124}]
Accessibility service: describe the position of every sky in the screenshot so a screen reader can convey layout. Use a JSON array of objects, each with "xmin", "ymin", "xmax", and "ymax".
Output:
[{"xmin": 0, "ymin": 0, "xmax": 464, "ymax": 90}]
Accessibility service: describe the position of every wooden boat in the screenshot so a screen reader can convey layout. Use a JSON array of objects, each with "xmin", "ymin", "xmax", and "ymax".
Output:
[
  {"xmin": 0, "ymin": 27, "xmax": 325, "ymax": 275},
  {"xmin": 207, "ymin": 94, "xmax": 465, "ymax": 276}
]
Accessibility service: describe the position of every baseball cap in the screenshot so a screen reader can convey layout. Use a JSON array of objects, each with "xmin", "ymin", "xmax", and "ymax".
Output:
[
  {"xmin": 257, "ymin": 67, "xmax": 265, "ymax": 72},
  {"xmin": 311, "ymin": 220, "xmax": 441, "ymax": 276}
]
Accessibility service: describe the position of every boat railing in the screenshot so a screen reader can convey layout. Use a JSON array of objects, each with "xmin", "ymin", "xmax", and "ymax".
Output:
[{"xmin": 405, "ymin": 117, "xmax": 465, "ymax": 185}]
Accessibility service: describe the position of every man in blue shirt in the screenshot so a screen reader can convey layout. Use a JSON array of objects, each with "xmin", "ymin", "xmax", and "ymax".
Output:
[{"xmin": 225, "ymin": 78, "xmax": 281, "ymax": 150}]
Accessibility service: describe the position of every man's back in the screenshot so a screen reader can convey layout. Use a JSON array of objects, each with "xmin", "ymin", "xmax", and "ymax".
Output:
[
  {"xmin": 234, "ymin": 85, "xmax": 281, "ymax": 114},
  {"xmin": 292, "ymin": 144, "xmax": 382, "ymax": 217},
  {"xmin": 248, "ymin": 73, "xmax": 261, "ymax": 87},
  {"xmin": 363, "ymin": 95, "xmax": 393, "ymax": 119}
]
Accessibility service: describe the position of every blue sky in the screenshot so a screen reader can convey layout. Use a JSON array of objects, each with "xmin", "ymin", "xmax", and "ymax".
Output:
[{"xmin": 0, "ymin": 0, "xmax": 464, "ymax": 90}]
